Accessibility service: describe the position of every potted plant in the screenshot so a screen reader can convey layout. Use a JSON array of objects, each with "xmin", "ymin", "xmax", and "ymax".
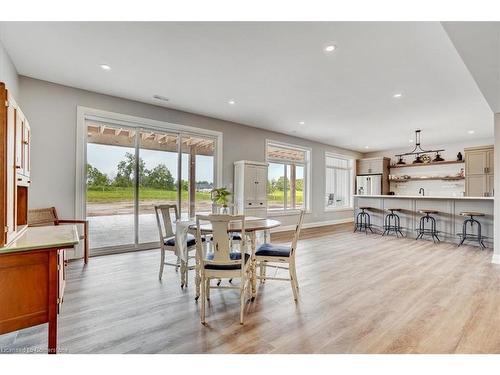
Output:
[{"xmin": 210, "ymin": 187, "xmax": 231, "ymax": 213}]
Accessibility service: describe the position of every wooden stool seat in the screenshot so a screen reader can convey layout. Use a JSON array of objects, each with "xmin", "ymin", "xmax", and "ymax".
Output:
[
  {"xmin": 418, "ymin": 209, "xmax": 438, "ymax": 215},
  {"xmin": 460, "ymin": 211, "xmax": 485, "ymax": 217}
]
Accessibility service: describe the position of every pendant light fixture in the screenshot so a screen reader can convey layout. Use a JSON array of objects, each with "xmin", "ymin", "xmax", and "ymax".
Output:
[{"xmin": 395, "ymin": 130, "xmax": 444, "ymax": 164}]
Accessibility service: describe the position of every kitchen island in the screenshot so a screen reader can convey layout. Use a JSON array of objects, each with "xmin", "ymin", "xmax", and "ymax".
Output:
[{"xmin": 354, "ymin": 194, "xmax": 494, "ymax": 246}]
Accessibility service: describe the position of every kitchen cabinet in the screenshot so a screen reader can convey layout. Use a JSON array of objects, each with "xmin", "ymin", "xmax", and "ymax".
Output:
[
  {"xmin": 234, "ymin": 160, "xmax": 268, "ymax": 216},
  {"xmin": 356, "ymin": 157, "xmax": 390, "ymax": 194},
  {"xmin": 465, "ymin": 145, "xmax": 494, "ymax": 197}
]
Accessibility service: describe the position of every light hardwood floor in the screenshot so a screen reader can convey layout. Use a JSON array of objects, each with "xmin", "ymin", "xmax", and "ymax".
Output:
[{"xmin": 2, "ymin": 223, "xmax": 500, "ymax": 354}]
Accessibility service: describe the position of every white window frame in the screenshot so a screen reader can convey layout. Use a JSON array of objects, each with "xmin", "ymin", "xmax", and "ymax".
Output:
[
  {"xmin": 324, "ymin": 152, "xmax": 355, "ymax": 212},
  {"xmin": 265, "ymin": 139, "xmax": 311, "ymax": 214},
  {"xmin": 75, "ymin": 106, "xmax": 223, "ymax": 224}
]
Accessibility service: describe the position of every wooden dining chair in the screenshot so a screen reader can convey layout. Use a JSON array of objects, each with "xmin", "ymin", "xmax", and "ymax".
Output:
[
  {"xmin": 154, "ymin": 204, "xmax": 199, "ymax": 284},
  {"xmin": 28, "ymin": 207, "xmax": 89, "ymax": 264},
  {"xmin": 255, "ymin": 210, "xmax": 305, "ymax": 301},
  {"xmin": 194, "ymin": 214, "xmax": 252, "ymax": 325}
]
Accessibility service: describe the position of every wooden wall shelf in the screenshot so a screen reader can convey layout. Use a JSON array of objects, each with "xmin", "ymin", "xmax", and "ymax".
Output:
[
  {"xmin": 390, "ymin": 160, "xmax": 464, "ymax": 169},
  {"xmin": 390, "ymin": 176, "xmax": 465, "ymax": 182}
]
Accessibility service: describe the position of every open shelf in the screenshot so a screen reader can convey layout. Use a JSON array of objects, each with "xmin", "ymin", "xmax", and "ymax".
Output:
[
  {"xmin": 390, "ymin": 160, "xmax": 464, "ymax": 169},
  {"xmin": 390, "ymin": 176, "xmax": 465, "ymax": 182}
]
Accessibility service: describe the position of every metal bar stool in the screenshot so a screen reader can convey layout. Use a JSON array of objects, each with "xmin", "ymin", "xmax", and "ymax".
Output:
[
  {"xmin": 416, "ymin": 209, "xmax": 440, "ymax": 243},
  {"xmin": 354, "ymin": 206, "xmax": 373, "ymax": 234},
  {"xmin": 382, "ymin": 208, "xmax": 404, "ymax": 237},
  {"xmin": 458, "ymin": 211, "xmax": 486, "ymax": 249}
]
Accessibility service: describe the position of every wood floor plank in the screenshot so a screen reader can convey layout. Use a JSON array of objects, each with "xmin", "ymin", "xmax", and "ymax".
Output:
[{"xmin": 2, "ymin": 223, "xmax": 500, "ymax": 354}]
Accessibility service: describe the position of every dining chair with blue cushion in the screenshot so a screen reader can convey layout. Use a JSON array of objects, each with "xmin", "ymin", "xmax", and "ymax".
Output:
[
  {"xmin": 195, "ymin": 214, "xmax": 252, "ymax": 325},
  {"xmin": 255, "ymin": 210, "xmax": 305, "ymax": 301},
  {"xmin": 154, "ymin": 204, "xmax": 201, "ymax": 284}
]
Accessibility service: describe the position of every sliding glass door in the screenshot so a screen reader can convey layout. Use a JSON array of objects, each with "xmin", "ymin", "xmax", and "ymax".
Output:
[
  {"xmin": 85, "ymin": 119, "xmax": 217, "ymax": 254},
  {"xmin": 138, "ymin": 130, "xmax": 180, "ymax": 244},
  {"xmin": 86, "ymin": 121, "xmax": 136, "ymax": 249}
]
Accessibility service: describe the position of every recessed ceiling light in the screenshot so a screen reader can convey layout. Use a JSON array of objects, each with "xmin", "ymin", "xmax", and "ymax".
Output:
[
  {"xmin": 409, "ymin": 139, "xmax": 414, "ymax": 143},
  {"xmin": 364, "ymin": 146, "xmax": 369, "ymax": 149},
  {"xmin": 299, "ymin": 121, "xmax": 305, "ymax": 125},
  {"xmin": 467, "ymin": 130, "xmax": 475, "ymax": 134},
  {"xmin": 153, "ymin": 95, "xmax": 169, "ymax": 102},
  {"xmin": 100, "ymin": 64, "xmax": 111, "ymax": 71},
  {"xmin": 228, "ymin": 100, "xmax": 236, "ymax": 105},
  {"xmin": 393, "ymin": 93, "xmax": 403, "ymax": 98},
  {"xmin": 324, "ymin": 45, "xmax": 337, "ymax": 52}
]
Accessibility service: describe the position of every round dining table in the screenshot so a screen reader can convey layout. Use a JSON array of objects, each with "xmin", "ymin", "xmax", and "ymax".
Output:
[{"xmin": 188, "ymin": 216, "xmax": 281, "ymax": 300}]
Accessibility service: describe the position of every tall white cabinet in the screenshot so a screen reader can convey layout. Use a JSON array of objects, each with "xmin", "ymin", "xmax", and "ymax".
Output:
[{"xmin": 234, "ymin": 160, "xmax": 268, "ymax": 217}]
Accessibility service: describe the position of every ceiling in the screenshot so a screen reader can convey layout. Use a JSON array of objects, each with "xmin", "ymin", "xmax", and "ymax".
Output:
[
  {"xmin": 442, "ymin": 22, "xmax": 500, "ymax": 113},
  {"xmin": 0, "ymin": 21, "xmax": 494, "ymax": 152}
]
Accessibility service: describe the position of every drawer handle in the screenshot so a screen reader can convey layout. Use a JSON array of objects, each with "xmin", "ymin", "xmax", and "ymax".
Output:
[
  {"xmin": 248, "ymin": 203, "xmax": 252, "ymax": 205},
  {"xmin": 15, "ymin": 165, "xmax": 21, "ymax": 169}
]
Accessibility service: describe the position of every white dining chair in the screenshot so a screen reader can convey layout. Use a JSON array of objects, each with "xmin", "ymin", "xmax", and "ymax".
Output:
[
  {"xmin": 255, "ymin": 210, "xmax": 305, "ymax": 301},
  {"xmin": 154, "ymin": 204, "xmax": 198, "ymax": 284},
  {"xmin": 194, "ymin": 214, "xmax": 252, "ymax": 325},
  {"xmin": 211, "ymin": 203, "xmax": 243, "ymax": 286}
]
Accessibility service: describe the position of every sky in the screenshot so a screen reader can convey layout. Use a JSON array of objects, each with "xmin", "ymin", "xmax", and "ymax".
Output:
[
  {"xmin": 268, "ymin": 162, "xmax": 304, "ymax": 181},
  {"xmin": 87, "ymin": 143, "xmax": 214, "ymax": 182}
]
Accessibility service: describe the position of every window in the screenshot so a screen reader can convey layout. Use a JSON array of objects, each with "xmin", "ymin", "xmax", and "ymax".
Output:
[
  {"xmin": 266, "ymin": 140, "xmax": 310, "ymax": 212},
  {"xmin": 84, "ymin": 115, "xmax": 219, "ymax": 253},
  {"xmin": 325, "ymin": 153, "xmax": 354, "ymax": 210}
]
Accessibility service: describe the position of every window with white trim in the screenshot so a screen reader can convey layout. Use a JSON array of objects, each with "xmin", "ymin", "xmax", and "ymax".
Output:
[
  {"xmin": 325, "ymin": 153, "xmax": 354, "ymax": 210},
  {"xmin": 266, "ymin": 141, "xmax": 310, "ymax": 212}
]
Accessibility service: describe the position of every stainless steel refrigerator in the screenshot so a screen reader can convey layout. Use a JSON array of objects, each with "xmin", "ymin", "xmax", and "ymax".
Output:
[{"xmin": 356, "ymin": 175, "xmax": 382, "ymax": 195}]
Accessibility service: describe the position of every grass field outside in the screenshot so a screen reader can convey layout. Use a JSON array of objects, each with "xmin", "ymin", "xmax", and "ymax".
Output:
[{"xmin": 87, "ymin": 186, "xmax": 303, "ymax": 203}]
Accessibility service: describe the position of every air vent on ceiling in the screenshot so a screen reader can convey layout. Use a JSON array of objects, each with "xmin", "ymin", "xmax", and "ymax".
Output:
[{"xmin": 153, "ymin": 95, "xmax": 169, "ymax": 102}]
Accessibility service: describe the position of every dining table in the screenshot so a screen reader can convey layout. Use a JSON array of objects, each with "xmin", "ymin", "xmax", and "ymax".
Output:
[{"xmin": 175, "ymin": 216, "xmax": 281, "ymax": 299}]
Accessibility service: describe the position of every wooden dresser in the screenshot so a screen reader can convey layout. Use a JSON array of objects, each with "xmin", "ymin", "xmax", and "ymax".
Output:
[
  {"xmin": 0, "ymin": 226, "xmax": 79, "ymax": 353},
  {"xmin": 0, "ymin": 82, "xmax": 79, "ymax": 354},
  {"xmin": 1, "ymin": 81, "xmax": 31, "ymax": 246}
]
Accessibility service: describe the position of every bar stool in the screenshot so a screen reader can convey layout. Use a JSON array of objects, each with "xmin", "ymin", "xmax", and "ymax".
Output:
[
  {"xmin": 458, "ymin": 212, "xmax": 486, "ymax": 249},
  {"xmin": 416, "ymin": 209, "xmax": 440, "ymax": 243},
  {"xmin": 354, "ymin": 207, "xmax": 373, "ymax": 234},
  {"xmin": 382, "ymin": 208, "xmax": 404, "ymax": 237}
]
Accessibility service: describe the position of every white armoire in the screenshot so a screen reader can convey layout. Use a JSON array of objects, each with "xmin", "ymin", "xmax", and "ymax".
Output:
[{"xmin": 233, "ymin": 160, "xmax": 268, "ymax": 217}]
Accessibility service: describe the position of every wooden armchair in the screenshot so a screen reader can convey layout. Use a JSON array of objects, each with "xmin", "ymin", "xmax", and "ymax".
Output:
[{"xmin": 28, "ymin": 207, "xmax": 89, "ymax": 264}]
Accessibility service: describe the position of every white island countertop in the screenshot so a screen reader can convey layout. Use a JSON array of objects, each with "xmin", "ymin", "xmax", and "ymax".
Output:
[{"xmin": 354, "ymin": 194, "xmax": 494, "ymax": 201}]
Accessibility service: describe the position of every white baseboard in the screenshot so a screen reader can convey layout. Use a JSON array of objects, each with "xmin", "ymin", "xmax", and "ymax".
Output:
[
  {"xmin": 492, "ymin": 253, "xmax": 500, "ymax": 265},
  {"xmin": 271, "ymin": 217, "xmax": 354, "ymax": 233}
]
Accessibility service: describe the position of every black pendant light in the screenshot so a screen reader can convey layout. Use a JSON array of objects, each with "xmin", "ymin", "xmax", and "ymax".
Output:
[{"xmin": 395, "ymin": 130, "xmax": 444, "ymax": 163}]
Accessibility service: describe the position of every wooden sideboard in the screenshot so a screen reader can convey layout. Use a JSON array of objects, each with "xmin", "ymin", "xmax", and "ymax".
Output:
[
  {"xmin": 0, "ymin": 225, "xmax": 79, "ymax": 354},
  {"xmin": 1, "ymin": 82, "xmax": 31, "ymax": 247},
  {"xmin": 0, "ymin": 82, "xmax": 78, "ymax": 354}
]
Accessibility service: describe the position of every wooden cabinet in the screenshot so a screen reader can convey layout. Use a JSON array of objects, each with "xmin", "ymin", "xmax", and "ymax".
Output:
[
  {"xmin": 15, "ymin": 109, "xmax": 31, "ymax": 179},
  {"xmin": 465, "ymin": 146, "xmax": 494, "ymax": 197},
  {"xmin": 0, "ymin": 82, "xmax": 31, "ymax": 247},
  {"xmin": 356, "ymin": 157, "xmax": 390, "ymax": 194},
  {"xmin": 0, "ymin": 226, "xmax": 79, "ymax": 354},
  {"xmin": 234, "ymin": 160, "xmax": 268, "ymax": 216},
  {"xmin": 357, "ymin": 159, "xmax": 380, "ymax": 175}
]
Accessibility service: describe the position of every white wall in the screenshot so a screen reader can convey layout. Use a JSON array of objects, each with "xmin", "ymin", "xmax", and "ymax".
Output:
[
  {"xmin": 19, "ymin": 76, "xmax": 361, "ymax": 228},
  {"xmin": 493, "ymin": 113, "xmax": 500, "ymax": 264},
  {"xmin": 0, "ymin": 40, "xmax": 18, "ymax": 99}
]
